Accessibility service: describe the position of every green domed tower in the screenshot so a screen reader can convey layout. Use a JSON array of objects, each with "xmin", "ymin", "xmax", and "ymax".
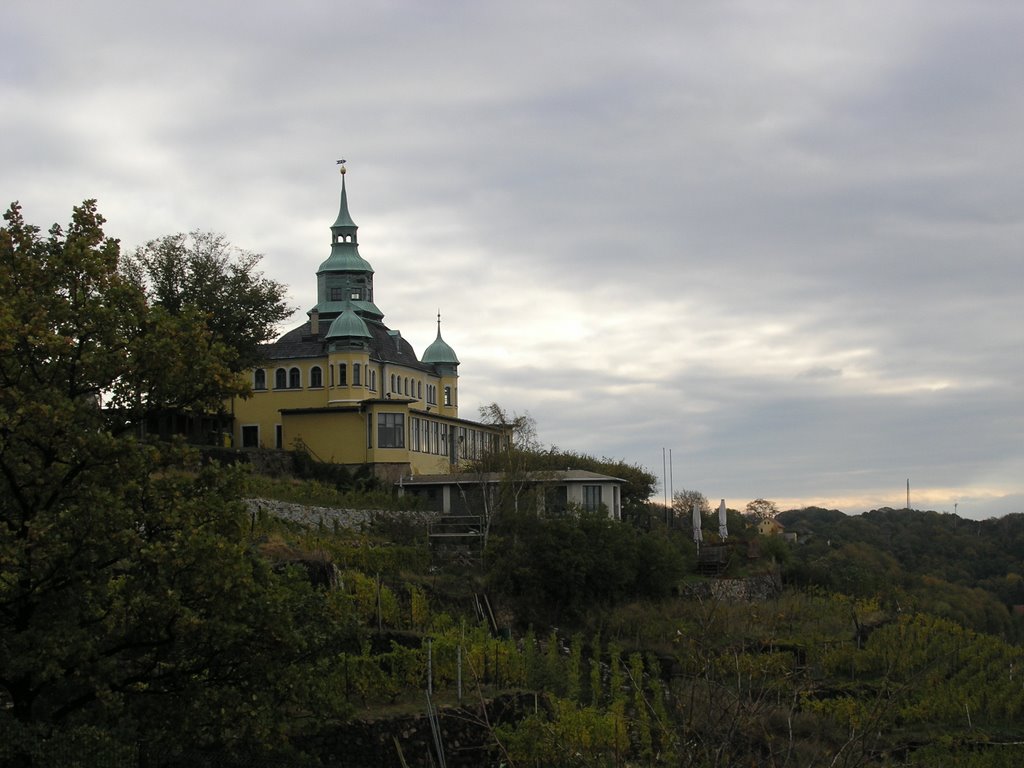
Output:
[
  {"xmin": 421, "ymin": 313, "xmax": 460, "ymax": 417},
  {"xmin": 314, "ymin": 166, "xmax": 383, "ymax": 321}
]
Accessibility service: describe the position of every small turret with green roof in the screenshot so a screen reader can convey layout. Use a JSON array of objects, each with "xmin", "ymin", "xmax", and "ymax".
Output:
[
  {"xmin": 325, "ymin": 298, "xmax": 372, "ymax": 346},
  {"xmin": 421, "ymin": 313, "xmax": 459, "ymax": 372}
]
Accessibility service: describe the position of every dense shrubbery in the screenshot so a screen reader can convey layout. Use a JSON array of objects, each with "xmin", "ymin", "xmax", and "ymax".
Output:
[
  {"xmin": 484, "ymin": 509, "xmax": 688, "ymax": 626},
  {"xmin": 782, "ymin": 507, "xmax": 1024, "ymax": 641}
]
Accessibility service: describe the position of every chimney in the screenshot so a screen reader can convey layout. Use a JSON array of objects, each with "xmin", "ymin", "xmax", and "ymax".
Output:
[{"xmin": 309, "ymin": 308, "xmax": 319, "ymax": 338}]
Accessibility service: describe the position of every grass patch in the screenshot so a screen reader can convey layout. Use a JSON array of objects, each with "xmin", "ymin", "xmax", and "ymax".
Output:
[{"xmin": 244, "ymin": 473, "xmax": 401, "ymax": 510}]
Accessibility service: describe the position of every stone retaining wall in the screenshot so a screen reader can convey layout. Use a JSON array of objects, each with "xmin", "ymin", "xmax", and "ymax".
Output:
[
  {"xmin": 245, "ymin": 498, "xmax": 441, "ymax": 532},
  {"xmin": 683, "ymin": 572, "xmax": 782, "ymax": 602}
]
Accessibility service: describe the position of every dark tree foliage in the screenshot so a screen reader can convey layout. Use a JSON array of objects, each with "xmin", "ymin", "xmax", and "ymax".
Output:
[
  {"xmin": 485, "ymin": 510, "xmax": 685, "ymax": 627},
  {"xmin": 290, "ymin": 445, "xmax": 382, "ymax": 493},
  {"xmin": 780, "ymin": 506, "xmax": 1024, "ymax": 640},
  {"xmin": 124, "ymin": 230, "xmax": 292, "ymax": 373},
  {"xmin": 1, "ymin": 202, "xmax": 351, "ymax": 764}
]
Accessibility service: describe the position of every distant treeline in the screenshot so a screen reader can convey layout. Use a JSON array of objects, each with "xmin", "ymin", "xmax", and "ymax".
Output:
[{"xmin": 779, "ymin": 507, "xmax": 1024, "ymax": 640}]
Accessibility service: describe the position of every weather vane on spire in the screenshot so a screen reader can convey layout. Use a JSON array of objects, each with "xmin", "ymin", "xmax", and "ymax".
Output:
[{"xmin": 336, "ymin": 158, "xmax": 347, "ymax": 175}]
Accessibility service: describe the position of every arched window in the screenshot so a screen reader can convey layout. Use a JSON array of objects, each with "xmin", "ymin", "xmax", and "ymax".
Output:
[
  {"xmin": 417, "ymin": 381, "xmax": 422, "ymax": 399},
  {"xmin": 254, "ymin": 369, "xmax": 266, "ymax": 390},
  {"xmin": 390, "ymin": 374, "xmax": 396, "ymax": 393},
  {"xmin": 310, "ymin": 366, "xmax": 322, "ymax": 388},
  {"xmin": 353, "ymin": 363, "xmax": 361, "ymax": 386},
  {"xmin": 338, "ymin": 364, "xmax": 347, "ymax": 386},
  {"xmin": 404, "ymin": 377, "xmax": 409, "ymax": 396},
  {"xmin": 275, "ymin": 368, "xmax": 287, "ymax": 389},
  {"xmin": 289, "ymin": 367, "xmax": 301, "ymax": 389},
  {"xmin": 369, "ymin": 370, "xmax": 377, "ymax": 391},
  {"xmin": 329, "ymin": 364, "xmax": 334, "ymax": 386}
]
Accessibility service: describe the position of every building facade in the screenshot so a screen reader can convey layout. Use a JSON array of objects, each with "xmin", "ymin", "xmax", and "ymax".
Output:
[
  {"xmin": 230, "ymin": 169, "xmax": 506, "ymax": 482},
  {"xmin": 398, "ymin": 470, "xmax": 624, "ymax": 520}
]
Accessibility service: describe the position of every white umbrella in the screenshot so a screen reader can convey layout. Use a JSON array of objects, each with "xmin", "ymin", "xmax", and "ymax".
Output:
[
  {"xmin": 718, "ymin": 499, "xmax": 728, "ymax": 540},
  {"xmin": 692, "ymin": 501, "xmax": 703, "ymax": 543}
]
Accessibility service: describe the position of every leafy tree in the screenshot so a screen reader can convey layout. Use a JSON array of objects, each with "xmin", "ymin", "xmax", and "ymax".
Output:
[
  {"xmin": 472, "ymin": 404, "xmax": 543, "ymax": 543},
  {"xmin": 672, "ymin": 488, "xmax": 710, "ymax": 529},
  {"xmin": 123, "ymin": 230, "xmax": 292, "ymax": 372},
  {"xmin": 746, "ymin": 497, "xmax": 780, "ymax": 520},
  {"xmin": 0, "ymin": 202, "xmax": 350, "ymax": 763}
]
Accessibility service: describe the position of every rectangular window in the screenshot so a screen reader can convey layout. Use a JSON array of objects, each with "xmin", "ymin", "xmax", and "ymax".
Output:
[
  {"xmin": 411, "ymin": 417, "xmax": 420, "ymax": 451},
  {"xmin": 440, "ymin": 423, "xmax": 448, "ymax": 458},
  {"xmin": 377, "ymin": 413, "xmax": 405, "ymax": 448},
  {"xmin": 330, "ymin": 287, "xmax": 344, "ymax": 301},
  {"xmin": 546, "ymin": 486, "xmax": 569, "ymax": 516},
  {"xmin": 241, "ymin": 425, "xmax": 259, "ymax": 449},
  {"xmin": 444, "ymin": 386, "xmax": 452, "ymax": 406},
  {"xmin": 275, "ymin": 424, "xmax": 283, "ymax": 449},
  {"xmin": 432, "ymin": 422, "xmax": 441, "ymax": 455},
  {"xmin": 583, "ymin": 485, "xmax": 602, "ymax": 512}
]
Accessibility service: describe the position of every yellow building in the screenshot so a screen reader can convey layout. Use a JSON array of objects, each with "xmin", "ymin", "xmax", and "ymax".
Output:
[{"xmin": 229, "ymin": 168, "xmax": 505, "ymax": 483}]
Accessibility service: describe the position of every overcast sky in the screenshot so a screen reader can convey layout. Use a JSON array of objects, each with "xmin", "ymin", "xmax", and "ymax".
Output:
[{"xmin": 3, "ymin": 1, "xmax": 1022, "ymax": 519}]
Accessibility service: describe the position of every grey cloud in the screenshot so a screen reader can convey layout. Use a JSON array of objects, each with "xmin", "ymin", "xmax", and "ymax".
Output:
[{"xmin": 3, "ymin": 0, "xmax": 1022, "ymax": 518}]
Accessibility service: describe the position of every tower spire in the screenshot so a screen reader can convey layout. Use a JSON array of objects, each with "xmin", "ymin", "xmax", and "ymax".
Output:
[
  {"xmin": 332, "ymin": 160, "xmax": 357, "ymax": 232},
  {"xmin": 316, "ymin": 161, "xmax": 382, "ymax": 321}
]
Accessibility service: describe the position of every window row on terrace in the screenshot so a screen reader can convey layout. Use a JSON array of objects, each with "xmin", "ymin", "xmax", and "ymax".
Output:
[
  {"xmin": 253, "ymin": 366, "xmax": 448, "ymax": 404},
  {"xmin": 407, "ymin": 416, "xmax": 498, "ymax": 459}
]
